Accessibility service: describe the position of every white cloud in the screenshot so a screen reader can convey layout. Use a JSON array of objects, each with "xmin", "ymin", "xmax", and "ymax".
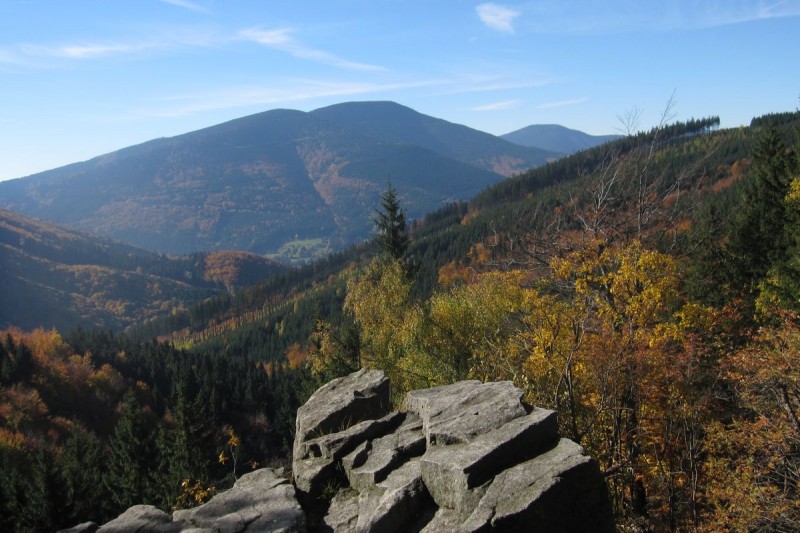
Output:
[
  {"xmin": 520, "ymin": 0, "xmax": 800, "ymax": 35},
  {"xmin": 20, "ymin": 42, "xmax": 153, "ymax": 59},
  {"xmin": 238, "ymin": 28, "xmax": 386, "ymax": 71},
  {"xmin": 159, "ymin": 0, "xmax": 209, "ymax": 12},
  {"xmin": 2, "ymin": 28, "xmax": 223, "ymax": 65},
  {"xmin": 538, "ymin": 97, "xmax": 589, "ymax": 109},
  {"xmin": 476, "ymin": 3, "xmax": 521, "ymax": 33},
  {"xmin": 471, "ymin": 99, "xmax": 520, "ymax": 111}
]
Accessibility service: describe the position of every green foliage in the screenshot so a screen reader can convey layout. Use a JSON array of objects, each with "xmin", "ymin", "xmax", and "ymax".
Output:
[
  {"xmin": 0, "ymin": 327, "xmax": 308, "ymax": 529},
  {"xmin": 728, "ymin": 126, "xmax": 796, "ymax": 286},
  {"xmin": 374, "ymin": 184, "xmax": 410, "ymax": 261},
  {"xmin": 105, "ymin": 390, "xmax": 159, "ymax": 509}
]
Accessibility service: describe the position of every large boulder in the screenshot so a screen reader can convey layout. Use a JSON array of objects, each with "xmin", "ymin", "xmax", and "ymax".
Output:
[
  {"xmin": 301, "ymin": 372, "xmax": 614, "ymax": 532},
  {"xmin": 91, "ymin": 469, "xmax": 305, "ymax": 533},
  {"xmin": 96, "ymin": 506, "xmax": 182, "ymax": 533},
  {"xmin": 461, "ymin": 438, "xmax": 615, "ymax": 532},
  {"xmin": 419, "ymin": 407, "xmax": 558, "ymax": 513},
  {"xmin": 293, "ymin": 369, "xmax": 393, "ymax": 499},
  {"xmin": 173, "ymin": 468, "xmax": 306, "ymax": 532},
  {"xmin": 403, "ymin": 381, "xmax": 527, "ymax": 446}
]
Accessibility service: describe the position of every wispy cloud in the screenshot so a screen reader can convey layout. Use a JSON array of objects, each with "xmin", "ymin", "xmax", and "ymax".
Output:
[
  {"xmin": 471, "ymin": 99, "xmax": 520, "ymax": 111},
  {"xmin": 238, "ymin": 28, "xmax": 385, "ymax": 71},
  {"xmin": 19, "ymin": 42, "xmax": 154, "ymax": 59},
  {"xmin": 159, "ymin": 0, "xmax": 209, "ymax": 13},
  {"xmin": 538, "ymin": 97, "xmax": 588, "ymax": 109},
  {"xmin": 521, "ymin": 0, "xmax": 800, "ymax": 34},
  {"xmin": 438, "ymin": 73, "xmax": 553, "ymax": 95},
  {"xmin": 476, "ymin": 3, "xmax": 521, "ymax": 33},
  {"xmin": 1, "ymin": 29, "xmax": 222, "ymax": 66}
]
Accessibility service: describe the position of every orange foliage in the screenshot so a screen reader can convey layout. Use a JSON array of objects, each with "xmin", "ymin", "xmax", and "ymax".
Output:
[
  {"xmin": 0, "ymin": 384, "xmax": 49, "ymax": 431},
  {"xmin": 0, "ymin": 427, "xmax": 27, "ymax": 451},
  {"xmin": 437, "ymin": 261, "xmax": 474, "ymax": 287},
  {"xmin": 468, "ymin": 242, "xmax": 491, "ymax": 263},
  {"xmin": 285, "ymin": 342, "xmax": 308, "ymax": 369}
]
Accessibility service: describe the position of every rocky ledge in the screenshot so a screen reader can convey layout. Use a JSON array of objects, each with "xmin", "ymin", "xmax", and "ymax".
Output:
[{"xmin": 67, "ymin": 369, "xmax": 614, "ymax": 532}]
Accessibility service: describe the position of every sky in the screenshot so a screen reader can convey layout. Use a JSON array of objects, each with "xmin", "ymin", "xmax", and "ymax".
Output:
[{"xmin": 1, "ymin": 1, "xmax": 798, "ymax": 181}]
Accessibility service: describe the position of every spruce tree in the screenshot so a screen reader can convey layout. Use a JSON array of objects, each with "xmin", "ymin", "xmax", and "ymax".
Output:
[
  {"xmin": 728, "ymin": 127, "xmax": 795, "ymax": 286},
  {"xmin": 374, "ymin": 184, "xmax": 409, "ymax": 261},
  {"xmin": 104, "ymin": 390, "xmax": 157, "ymax": 510}
]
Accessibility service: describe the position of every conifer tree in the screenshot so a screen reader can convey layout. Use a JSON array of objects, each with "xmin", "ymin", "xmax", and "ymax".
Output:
[
  {"xmin": 60, "ymin": 425, "xmax": 109, "ymax": 525},
  {"xmin": 104, "ymin": 390, "xmax": 157, "ymax": 510},
  {"xmin": 728, "ymin": 127, "xmax": 794, "ymax": 286},
  {"xmin": 374, "ymin": 183, "xmax": 409, "ymax": 261}
]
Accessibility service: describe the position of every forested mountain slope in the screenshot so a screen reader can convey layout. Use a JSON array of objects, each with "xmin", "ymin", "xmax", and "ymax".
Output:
[
  {"xmin": 0, "ymin": 102, "xmax": 548, "ymax": 264},
  {"xmin": 310, "ymin": 101, "xmax": 559, "ymax": 174},
  {"xmin": 0, "ymin": 209, "xmax": 283, "ymax": 331}
]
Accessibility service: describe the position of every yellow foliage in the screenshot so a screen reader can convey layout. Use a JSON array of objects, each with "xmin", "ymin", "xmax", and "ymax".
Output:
[{"xmin": 176, "ymin": 479, "xmax": 216, "ymax": 509}]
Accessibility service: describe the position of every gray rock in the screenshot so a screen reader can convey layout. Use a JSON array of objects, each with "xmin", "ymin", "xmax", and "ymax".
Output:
[
  {"xmin": 403, "ymin": 381, "xmax": 527, "ymax": 446},
  {"xmin": 354, "ymin": 460, "xmax": 429, "ymax": 533},
  {"xmin": 343, "ymin": 413, "xmax": 425, "ymax": 491},
  {"xmin": 322, "ymin": 488, "xmax": 360, "ymax": 532},
  {"xmin": 419, "ymin": 507, "xmax": 466, "ymax": 533},
  {"xmin": 461, "ymin": 438, "xmax": 615, "ymax": 532},
  {"xmin": 420, "ymin": 407, "xmax": 557, "ymax": 513},
  {"xmin": 294, "ymin": 412, "xmax": 404, "ymax": 497},
  {"xmin": 294, "ymin": 369, "xmax": 390, "ymax": 457},
  {"xmin": 293, "ymin": 369, "xmax": 391, "ymax": 498},
  {"xmin": 97, "ymin": 505, "xmax": 182, "ymax": 533},
  {"xmin": 302, "ymin": 412, "xmax": 405, "ymax": 461},
  {"xmin": 58, "ymin": 522, "xmax": 99, "ymax": 533},
  {"xmin": 173, "ymin": 468, "xmax": 305, "ymax": 533}
]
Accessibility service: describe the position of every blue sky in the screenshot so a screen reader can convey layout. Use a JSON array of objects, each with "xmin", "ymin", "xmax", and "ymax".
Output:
[{"xmin": 1, "ymin": 0, "xmax": 798, "ymax": 181}]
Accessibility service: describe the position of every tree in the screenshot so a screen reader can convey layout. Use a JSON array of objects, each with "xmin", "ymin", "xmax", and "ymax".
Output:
[
  {"xmin": 728, "ymin": 127, "xmax": 796, "ymax": 289},
  {"xmin": 374, "ymin": 183, "xmax": 409, "ymax": 261},
  {"xmin": 104, "ymin": 390, "xmax": 158, "ymax": 510},
  {"xmin": 704, "ymin": 312, "xmax": 800, "ymax": 531},
  {"xmin": 757, "ymin": 176, "xmax": 800, "ymax": 314}
]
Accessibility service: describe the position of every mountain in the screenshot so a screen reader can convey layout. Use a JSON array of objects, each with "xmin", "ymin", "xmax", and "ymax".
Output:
[
  {"xmin": 0, "ymin": 209, "xmax": 283, "ymax": 331},
  {"xmin": 0, "ymin": 102, "xmax": 557, "ymax": 264},
  {"xmin": 501, "ymin": 124, "xmax": 621, "ymax": 154},
  {"xmin": 310, "ymin": 101, "xmax": 558, "ymax": 175}
]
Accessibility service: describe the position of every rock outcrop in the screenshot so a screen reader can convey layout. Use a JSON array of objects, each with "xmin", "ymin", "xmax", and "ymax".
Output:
[
  {"xmin": 76, "ymin": 369, "xmax": 613, "ymax": 532},
  {"xmin": 60, "ymin": 468, "xmax": 305, "ymax": 533},
  {"xmin": 294, "ymin": 369, "xmax": 614, "ymax": 532}
]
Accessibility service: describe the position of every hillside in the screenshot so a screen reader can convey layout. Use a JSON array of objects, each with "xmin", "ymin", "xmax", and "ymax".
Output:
[
  {"xmin": 501, "ymin": 124, "xmax": 620, "ymax": 154},
  {"xmin": 131, "ymin": 116, "xmax": 736, "ymax": 348},
  {"xmin": 0, "ymin": 102, "xmax": 551, "ymax": 264},
  {"xmin": 310, "ymin": 101, "xmax": 559, "ymax": 174},
  {"xmin": 0, "ymin": 209, "xmax": 283, "ymax": 331}
]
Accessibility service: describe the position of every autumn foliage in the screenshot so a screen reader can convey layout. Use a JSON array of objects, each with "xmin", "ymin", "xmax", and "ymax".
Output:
[{"xmin": 311, "ymin": 119, "xmax": 800, "ymax": 531}]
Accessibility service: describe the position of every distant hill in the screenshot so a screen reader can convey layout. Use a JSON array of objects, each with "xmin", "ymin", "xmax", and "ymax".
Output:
[
  {"xmin": 0, "ymin": 102, "xmax": 557, "ymax": 264},
  {"xmin": 501, "ymin": 124, "xmax": 620, "ymax": 154},
  {"xmin": 311, "ymin": 101, "xmax": 558, "ymax": 175},
  {"xmin": 0, "ymin": 209, "xmax": 283, "ymax": 331}
]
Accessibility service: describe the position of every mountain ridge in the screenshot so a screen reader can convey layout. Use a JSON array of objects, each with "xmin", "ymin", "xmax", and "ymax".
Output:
[
  {"xmin": 501, "ymin": 123, "xmax": 621, "ymax": 154},
  {"xmin": 0, "ymin": 102, "xmax": 556, "ymax": 263}
]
